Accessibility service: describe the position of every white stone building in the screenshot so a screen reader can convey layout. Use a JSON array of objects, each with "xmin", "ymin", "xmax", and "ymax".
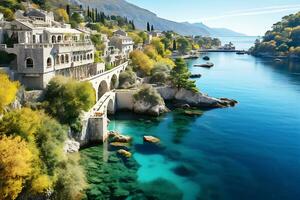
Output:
[
  {"xmin": 109, "ymin": 30, "xmax": 134, "ymax": 59},
  {"xmin": 0, "ymin": 9, "xmax": 98, "ymax": 89}
]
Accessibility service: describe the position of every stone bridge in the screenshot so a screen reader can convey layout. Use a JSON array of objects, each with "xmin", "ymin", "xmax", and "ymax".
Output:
[
  {"xmin": 83, "ymin": 61, "xmax": 128, "ymax": 101},
  {"xmin": 79, "ymin": 62, "xmax": 128, "ymax": 146}
]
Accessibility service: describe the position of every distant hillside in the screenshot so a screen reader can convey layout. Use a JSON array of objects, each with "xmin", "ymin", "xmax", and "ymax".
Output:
[{"xmin": 76, "ymin": 0, "xmax": 245, "ymax": 36}]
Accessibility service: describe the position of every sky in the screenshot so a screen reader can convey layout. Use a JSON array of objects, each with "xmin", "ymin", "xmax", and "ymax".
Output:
[{"xmin": 126, "ymin": 0, "xmax": 300, "ymax": 36}]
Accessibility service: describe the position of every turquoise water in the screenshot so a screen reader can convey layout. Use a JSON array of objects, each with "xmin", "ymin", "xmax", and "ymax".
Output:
[{"xmin": 108, "ymin": 52, "xmax": 300, "ymax": 200}]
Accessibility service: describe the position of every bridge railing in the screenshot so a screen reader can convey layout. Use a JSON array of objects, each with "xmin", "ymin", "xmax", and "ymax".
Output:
[{"xmin": 82, "ymin": 61, "xmax": 128, "ymax": 82}]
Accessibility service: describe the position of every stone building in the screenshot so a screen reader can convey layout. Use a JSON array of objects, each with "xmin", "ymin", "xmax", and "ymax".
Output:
[
  {"xmin": 109, "ymin": 30, "xmax": 134, "ymax": 59},
  {"xmin": 0, "ymin": 9, "xmax": 99, "ymax": 89}
]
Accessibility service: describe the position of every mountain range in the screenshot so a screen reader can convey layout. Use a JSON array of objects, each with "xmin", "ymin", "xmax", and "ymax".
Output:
[{"xmin": 74, "ymin": 0, "xmax": 245, "ymax": 37}]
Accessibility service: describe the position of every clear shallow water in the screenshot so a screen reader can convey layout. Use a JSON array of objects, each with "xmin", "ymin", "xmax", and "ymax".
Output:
[{"xmin": 108, "ymin": 53, "xmax": 300, "ymax": 200}]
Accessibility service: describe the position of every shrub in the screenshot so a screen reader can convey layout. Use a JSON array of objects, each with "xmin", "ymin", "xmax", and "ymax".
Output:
[
  {"xmin": 150, "ymin": 72, "xmax": 169, "ymax": 85},
  {"xmin": 133, "ymin": 85, "xmax": 164, "ymax": 106},
  {"xmin": 118, "ymin": 70, "xmax": 137, "ymax": 89}
]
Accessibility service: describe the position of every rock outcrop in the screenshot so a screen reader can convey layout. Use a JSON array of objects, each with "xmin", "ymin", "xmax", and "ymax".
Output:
[
  {"xmin": 157, "ymin": 86, "xmax": 238, "ymax": 108},
  {"xmin": 133, "ymin": 85, "xmax": 169, "ymax": 116},
  {"xmin": 64, "ymin": 139, "xmax": 80, "ymax": 153},
  {"xmin": 143, "ymin": 136, "xmax": 160, "ymax": 144},
  {"xmin": 108, "ymin": 131, "xmax": 132, "ymax": 143},
  {"xmin": 133, "ymin": 101, "xmax": 169, "ymax": 116}
]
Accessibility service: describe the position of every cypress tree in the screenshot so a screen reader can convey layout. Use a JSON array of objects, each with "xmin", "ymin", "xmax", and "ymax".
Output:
[
  {"xmin": 147, "ymin": 22, "xmax": 150, "ymax": 32},
  {"xmin": 151, "ymin": 25, "xmax": 154, "ymax": 31},
  {"xmin": 173, "ymin": 39, "xmax": 177, "ymax": 50},
  {"xmin": 87, "ymin": 6, "xmax": 90, "ymax": 18},
  {"xmin": 66, "ymin": 4, "xmax": 70, "ymax": 17}
]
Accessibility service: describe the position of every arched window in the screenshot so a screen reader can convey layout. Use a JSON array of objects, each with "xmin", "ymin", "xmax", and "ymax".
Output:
[
  {"xmin": 57, "ymin": 36, "xmax": 62, "ymax": 43},
  {"xmin": 61, "ymin": 55, "xmax": 65, "ymax": 64},
  {"xmin": 90, "ymin": 53, "xmax": 93, "ymax": 59},
  {"xmin": 77, "ymin": 56, "xmax": 79, "ymax": 61},
  {"xmin": 65, "ymin": 54, "xmax": 69, "ymax": 63},
  {"xmin": 47, "ymin": 57, "xmax": 52, "ymax": 67},
  {"xmin": 87, "ymin": 54, "xmax": 90, "ymax": 60},
  {"xmin": 52, "ymin": 36, "xmax": 56, "ymax": 43},
  {"xmin": 26, "ymin": 58, "xmax": 34, "ymax": 68},
  {"xmin": 56, "ymin": 55, "xmax": 60, "ymax": 65}
]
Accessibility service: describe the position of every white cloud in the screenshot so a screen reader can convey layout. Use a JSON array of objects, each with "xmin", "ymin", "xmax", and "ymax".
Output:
[{"xmin": 200, "ymin": 4, "xmax": 300, "ymax": 21}]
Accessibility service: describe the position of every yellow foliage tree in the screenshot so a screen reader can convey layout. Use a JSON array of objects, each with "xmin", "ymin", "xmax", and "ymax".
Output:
[
  {"xmin": 0, "ymin": 136, "xmax": 33, "ymax": 200},
  {"xmin": 128, "ymin": 32, "xmax": 143, "ymax": 45},
  {"xmin": 0, "ymin": 108, "xmax": 43, "ymax": 140},
  {"xmin": 130, "ymin": 50, "xmax": 154, "ymax": 75},
  {"xmin": 151, "ymin": 37, "xmax": 165, "ymax": 57},
  {"xmin": 0, "ymin": 71, "xmax": 19, "ymax": 113},
  {"xmin": 55, "ymin": 9, "xmax": 69, "ymax": 23},
  {"xmin": 143, "ymin": 45, "xmax": 159, "ymax": 60}
]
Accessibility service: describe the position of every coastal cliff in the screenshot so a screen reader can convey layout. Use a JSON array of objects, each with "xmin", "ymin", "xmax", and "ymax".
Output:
[{"xmin": 157, "ymin": 86, "xmax": 238, "ymax": 108}]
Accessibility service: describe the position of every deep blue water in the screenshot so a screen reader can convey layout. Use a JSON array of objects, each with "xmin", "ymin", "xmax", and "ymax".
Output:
[{"xmin": 108, "ymin": 51, "xmax": 300, "ymax": 200}]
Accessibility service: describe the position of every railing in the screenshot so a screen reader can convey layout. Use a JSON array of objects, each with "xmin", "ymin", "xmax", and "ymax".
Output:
[
  {"xmin": 83, "ymin": 61, "xmax": 128, "ymax": 81},
  {"xmin": 12, "ymin": 41, "xmax": 93, "ymax": 49},
  {"xmin": 88, "ymin": 91, "xmax": 114, "ymax": 118}
]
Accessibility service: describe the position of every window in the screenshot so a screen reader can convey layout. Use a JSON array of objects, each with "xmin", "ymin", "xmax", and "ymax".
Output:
[
  {"xmin": 87, "ymin": 54, "xmax": 90, "ymax": 60},
  {"xmin": 65, "ymin": 54, "xmax": 69, "ymax": 63},
  {"xmin": 90, "ymin": 53, "xmax": 93, "ymax": 59},
  {"xmin": 61, "ymin": 55, "xmax": 64, "ymax": 64},
  {"xmin": 57, "ymin": 36, "xmax": 62, "ymax": 43},
  {"xmin": 26, "ymin": 58, "xmax": 33, "ymax": 68},
  {"xmin": 73, "ymin": 56, "xmax": 76, "ymax": 62},
  {"xmin": 47, "ymin": 57, "xmax": 52, "ymax": 67},
  {"xmin": 33, "ymin": 35, "xmax": 36, "ymax": 43},
  {"xmin": 52, "ymin": 36, "xmax": 56, "ymax": 43},
  {"xmin": 56, "ymin": 55, "xmax": 60, "ymax": 65}
]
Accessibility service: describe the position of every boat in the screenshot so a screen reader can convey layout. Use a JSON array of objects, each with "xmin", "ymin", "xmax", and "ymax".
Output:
[
  {"xmin": 194, "ymin": 62, "xmax": 214, "ymax": 68},
  {"xmin": 236, "ymin": 51, "xmax": 245, "ymax": 55},
  {"xmin": 190, "ymin": 74, "xmax": 202, "ymax": 78},
  {"xmin": 274, "ymin": 58, "xmax": 283, "ymax": 62},
  {"xmin": 203, "ymin": 56, "xmax": 210, "ymax": 60}
]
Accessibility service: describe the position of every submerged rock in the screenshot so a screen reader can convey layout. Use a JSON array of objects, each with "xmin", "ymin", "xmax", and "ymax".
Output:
[
  {"xmin": 172, "ymin": 164, "xmax": 196, "ymax": 177},
  {"xmin": 132, "ymin": 178, "xmax": 183, "ymax": 200},
  {"xmin": 108, "ymin": 131, "xmax": 132, "ymax": 143},
  {"xmin": 143, "ymin": 136, "xmax": 160, "ymax": 144},
  {"xmin": 117, "ymin": 149, "xmax": 132, "ymax": 159},
  {"xmin": 109, "ymin": 142, "xmax": 130, "ymax": 151},
  {"xmin": 183, "ymin": 109, "xmax": 203, "ymax": 116}
]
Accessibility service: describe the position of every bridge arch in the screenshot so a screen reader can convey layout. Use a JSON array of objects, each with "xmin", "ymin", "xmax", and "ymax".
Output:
[
  {"xmin": 98, "ymin": 80, "xmax": 109, "ymax": 100},
  {"xmin": 110, "ymin": 74, "xmax": 118, "ymax": 90},
  {"xmin": 107, "ymin": 98, "xmax": 115, "ymax": 114}
]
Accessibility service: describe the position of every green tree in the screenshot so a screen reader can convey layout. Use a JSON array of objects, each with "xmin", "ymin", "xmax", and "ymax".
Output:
[
  {"xmin": 170, "ymin": 58, "xmax": 197, "ymax": 92},
  {"xmin": 177, "ymin": 37, "xmax": 192, "ymax": 54},
  {"xmin": 44, "ymin": 76, "xmax": 95, "ymax": 132}
]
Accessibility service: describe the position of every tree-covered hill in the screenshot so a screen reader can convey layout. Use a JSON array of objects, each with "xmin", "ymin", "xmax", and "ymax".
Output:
[{"xmin": 251, "ymin": 11, "xmax": 300, "ymax": 59}]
